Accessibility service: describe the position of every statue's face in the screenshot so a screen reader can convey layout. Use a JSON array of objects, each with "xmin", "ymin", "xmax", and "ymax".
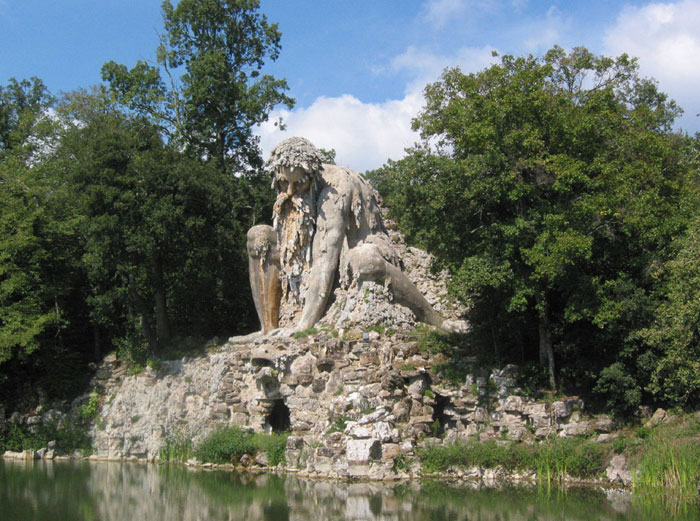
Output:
[{"xmin": 277, "ymin": 166, "xmax": 310, "ymax": 197}]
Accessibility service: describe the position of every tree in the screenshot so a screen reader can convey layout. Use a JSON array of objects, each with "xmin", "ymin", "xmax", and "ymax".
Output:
[
  {"xmin": 369, "ymin": 47, "xmax": 695, "ymax": 403},
  {"xmin": 101, "ymin": 0, "xmax": 294, "ymax": 171},
  {"xmin": 0, "ymin": 77, "xmax": 54, "ymax": 156},
  {"xmin": 0, "ymin": 79, "xmax": 93, "ymax": 406}
]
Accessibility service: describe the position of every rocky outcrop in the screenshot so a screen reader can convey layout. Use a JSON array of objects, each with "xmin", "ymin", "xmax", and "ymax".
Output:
[{"xmin": 81, "ymin": 330, "xmax": 606, "ymax": 482}]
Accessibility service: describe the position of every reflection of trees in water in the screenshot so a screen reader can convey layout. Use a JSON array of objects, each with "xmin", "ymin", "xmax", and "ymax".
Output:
[
  {"xmin": 0, "ymin": 460, "xmax": 97, "ymax": 521},
  {"xmin": 2, "ymin": 461, "xmax": 698, "ymax": 521}
]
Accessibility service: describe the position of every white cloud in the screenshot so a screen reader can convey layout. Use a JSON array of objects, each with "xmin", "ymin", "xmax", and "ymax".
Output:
[
  {"xmin": 391, "ymin": 45, "xmax": 497, "ymax": 94},
  {"xmin": 422, "ymin": 0, "xmax": 469, "ymax": 27},
  {"xmin": 603, "ymin": 0, "xmax": 700, "ymax": 130},
  {"xmin": 257, "ymin": 45, "xmax": 498, "ymax": 172},
  {"xmin": 522, "ymin": 6, "xmax": 568, "ymax": 53},
  {"xmin": 257, "ymin": 93, "xmax": 424, "ymax": 173}
]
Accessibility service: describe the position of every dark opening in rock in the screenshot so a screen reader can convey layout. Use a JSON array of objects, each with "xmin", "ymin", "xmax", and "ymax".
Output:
[
  {"xmin": 268, "ymin": 398, "xmax": 291, "ymax": 432},
  {"xmin": 432, "ymin": 393, "xmax": 451, "ymax": 437}
]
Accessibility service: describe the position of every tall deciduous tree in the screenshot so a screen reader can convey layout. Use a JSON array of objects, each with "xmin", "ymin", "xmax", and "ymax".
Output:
[
  {"xmin": 368, "ymin": 47, "xmax": 695, "ymax": 404},
  {"xmin": 102, "ymin": 0, "xmax": 294, "ymax": 171}
]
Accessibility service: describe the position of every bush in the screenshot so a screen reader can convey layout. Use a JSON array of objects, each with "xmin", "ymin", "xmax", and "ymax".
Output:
[
  {"xmin": 194, "ymin": 427, "xmax": 255, "ymax": 464},
  {"xmin": 193, "ymin": 427, "xmax": 288, "ymax": 466},
  {"xmin": 419, "ymin": 438, "xmax": 604, "ymax": 479}
]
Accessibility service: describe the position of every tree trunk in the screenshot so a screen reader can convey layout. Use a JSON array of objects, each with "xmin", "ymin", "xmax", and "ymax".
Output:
[
  {"xmin": 129, "ymin": 275, "xmax": 157, "ymax": 352},
  {"xmin": 538, "ymin": 302, "xmax": 556, "ymax": 390},
  {"xmin": 151, "ymin": 254, "xmax": 171, "ymax": 347}
]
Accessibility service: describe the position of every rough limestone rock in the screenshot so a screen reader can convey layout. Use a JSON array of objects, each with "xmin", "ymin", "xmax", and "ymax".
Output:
[
  {"xmin": 80, "ymin": 327, "xmax": 604, "ymax": 483},
  {"xmin": 606, "ymin": 454, "xmax": 633, "ymax": 485}
]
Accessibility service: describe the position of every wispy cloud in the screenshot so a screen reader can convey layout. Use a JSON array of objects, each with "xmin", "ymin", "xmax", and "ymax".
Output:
[
  {"xmin": 522, "ymin": 6, "xmax": 569, "ymax": 53},
  {"xmin": 421, "ymin": 0, "xmax": 497, "ymax": 28},
  {"xmin": 391, "ymin": 45, "xmax": 498, "ymax": 93},
  {"xmin": 603, "ymin": 0, "xmax": 700, "ymax": 128}
]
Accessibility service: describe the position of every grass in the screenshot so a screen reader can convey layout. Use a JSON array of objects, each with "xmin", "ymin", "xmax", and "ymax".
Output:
[
  {"xmin": 632, "ymin": 415, "xmax": 700, "ymax": 510},
  {"xmin": 292, "ymin": 327, "xmax": 318, "ymax": 339},
  {"xmin": 191, "ymin": 426, "xmax": 289, "ymax": 466},
  {"xmin": 159, "ymin": 435, "xmax": 193, "ymax": 463},
  {"xmin": 419, "ymin": 437, "xmax": 606, "ymax": 481}
]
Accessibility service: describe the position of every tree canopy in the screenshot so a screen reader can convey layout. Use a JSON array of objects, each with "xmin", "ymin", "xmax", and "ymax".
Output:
[
  {"xmin": 0, "ymin": 0, "xmax": 292, "ymax": 410},
  {"xmin": 368, "ymin": 46, "xmax": 700, "ymax": 412}
]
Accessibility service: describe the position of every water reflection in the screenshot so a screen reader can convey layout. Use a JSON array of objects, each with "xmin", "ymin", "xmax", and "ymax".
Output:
[{"xmin": 1, "ymin": 459, "xmax": 697, "ymax": 521}]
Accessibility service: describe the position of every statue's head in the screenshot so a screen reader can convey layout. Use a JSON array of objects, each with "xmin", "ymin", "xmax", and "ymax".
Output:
[{"xmin": 266, "ymin": 137, "xmax": 323, "ymax": 199}]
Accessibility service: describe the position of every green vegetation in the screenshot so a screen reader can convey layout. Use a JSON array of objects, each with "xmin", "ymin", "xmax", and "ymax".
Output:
[
  {"xmin": 326, "ymin": 415, "xmax": 352, "ymax": 434},
  {"xmin": 158, "ymin": 435, "xmax": 193, "ymax": 463},
  {"xmin": 0, "ymin": 417, "xmax": 93, "ymax": 455},
  {"xmin": 0, "ymin": 0, "xmax": 292, "ymax": 411},
  {"xmin": 368, "ymin": 45, "xmax": 700, "ymax": 415},
  {"xmin": 632, "ymin": 415, "xmax": 700, "ymax": 508},
  {"xmin": 192, "ymin": 426, "xmax": 288, "ymax": 466},
  {"xmin": 419, "ymin": 437, "xmax": 606, "ymax": 480},
  {"xmin": 292, "ymin": 327, "xmax": 318, "ymax": 339}
]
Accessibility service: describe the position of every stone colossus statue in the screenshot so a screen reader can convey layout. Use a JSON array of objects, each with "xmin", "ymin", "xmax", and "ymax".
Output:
[{"xmin": 247, "ymin": 137, "xmax": 451, "ymax": 336}]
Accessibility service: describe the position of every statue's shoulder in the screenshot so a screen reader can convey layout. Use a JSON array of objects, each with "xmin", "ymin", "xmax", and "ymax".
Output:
[{"xmin": 319, "ymin": 163, "xmax": 367, "ymax": 193}]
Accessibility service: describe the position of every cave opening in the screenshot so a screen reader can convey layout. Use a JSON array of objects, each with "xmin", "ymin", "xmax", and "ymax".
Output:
[
  {"xmin": 267, "ymin": 398, "xmax": 291, "ymax": 433},
  {"xmin": 432, "ymin": 393, "xmax": 451, "ymax": 437}
]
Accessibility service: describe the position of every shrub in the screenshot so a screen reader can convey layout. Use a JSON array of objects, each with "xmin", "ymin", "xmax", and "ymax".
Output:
[
  {"xmin": 194, "ymin": 427, "xmax": 255, "ymax": 464},
  {"xmin": 193, "ymin": 427, "xmax": 288, "ymax": 466}
]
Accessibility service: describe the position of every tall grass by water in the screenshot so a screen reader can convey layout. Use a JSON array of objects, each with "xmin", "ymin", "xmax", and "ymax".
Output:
[
  {"xmin": 633, "ymin": 416, "xmax": 700, "ymax": 513},
  {"xmin": 419, "ymin": 437, "xmax": 606, "ymax": 481},
  {"xmin": 160, "ymin": 427, "xmax": 289, "ymax": 466}
]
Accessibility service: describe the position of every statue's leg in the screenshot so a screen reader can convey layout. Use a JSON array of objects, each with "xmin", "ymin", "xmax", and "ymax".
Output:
[
  {"xmin": 344, "ymin": 244, "xmax": 444, "ymax": 327},
  {"xmin": 384, "ymin": 263, "xmax": 443, "ymax": 327},
  {"xmin": 247, "ymin": 225, "xmax": 282, "ymax": 334}
]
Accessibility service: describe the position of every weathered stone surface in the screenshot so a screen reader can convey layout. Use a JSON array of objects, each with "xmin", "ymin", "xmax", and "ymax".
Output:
[
  {"xmin": 346, "ymin": 439, "xmax": 381, "ymax": 464},
  {"xmin": 55, "ymin": 324, "xmax": 607, "ymax": 481},
  {"xmin": 606, "ymin": 454, "xmax": 633, "ymax": 485},
  {"xmin": 645, "ymin": 408, "xmax": 667, "ymax": 428}
]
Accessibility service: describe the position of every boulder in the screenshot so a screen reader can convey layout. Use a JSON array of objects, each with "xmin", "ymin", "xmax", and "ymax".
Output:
[{"xmin": 346, "ymin": 439, "xmax": 382, "ymax": 464}]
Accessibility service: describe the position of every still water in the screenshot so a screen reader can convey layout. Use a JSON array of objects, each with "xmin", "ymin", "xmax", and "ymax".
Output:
[{"xmin": 1, "ymin": 459, "xmax": 697, "ymax": 521}]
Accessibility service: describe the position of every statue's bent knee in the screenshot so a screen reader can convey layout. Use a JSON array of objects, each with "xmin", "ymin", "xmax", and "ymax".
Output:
[
  {"xmin": 247, "ymin": 225, "xmax": 282, "ymax": 333},
  {"xmin": 344, "ymin": 243, "xmax": 387, "ymax": 282}
]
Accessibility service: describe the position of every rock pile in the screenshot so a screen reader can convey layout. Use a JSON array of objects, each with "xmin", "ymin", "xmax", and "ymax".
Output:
[{"xmin": 82, "ymin": 329, "xmax": 609, "ymax": 481}]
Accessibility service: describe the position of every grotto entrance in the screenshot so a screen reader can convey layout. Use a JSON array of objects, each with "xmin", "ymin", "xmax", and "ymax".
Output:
[{"xmin": 267, "ymin": 398, "xmax": 291, "ymax": 432}]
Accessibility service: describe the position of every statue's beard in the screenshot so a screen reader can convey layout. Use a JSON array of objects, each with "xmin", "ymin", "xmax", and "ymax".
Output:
[{"xmin": 273, "ymin": 190, "xmax": 316, "ymax": 308}]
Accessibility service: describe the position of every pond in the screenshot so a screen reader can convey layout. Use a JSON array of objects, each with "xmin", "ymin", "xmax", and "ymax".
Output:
[{"xmin": 0, "ymin": 459, "xmax": 697, "ymax": 521}]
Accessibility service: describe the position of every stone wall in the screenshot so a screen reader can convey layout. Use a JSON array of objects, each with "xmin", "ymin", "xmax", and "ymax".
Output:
[{"xmin": 82, "ymin": 330, "xmax": 612, "ymax": 480}]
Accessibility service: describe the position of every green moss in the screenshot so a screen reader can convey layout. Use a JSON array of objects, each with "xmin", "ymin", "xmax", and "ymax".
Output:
[{"xmin": 292, "ymin": 327, "xmax": 318, "ymax": 339}]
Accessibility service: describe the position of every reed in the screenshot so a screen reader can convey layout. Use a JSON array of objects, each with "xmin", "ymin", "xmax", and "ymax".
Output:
[
  {"xmin": 158, "ymin": 435, "xmax": 193, "ymax": 463},
  {"xmin": 634, "ymin": 436, "xmax": 700, "ymax": 507}
]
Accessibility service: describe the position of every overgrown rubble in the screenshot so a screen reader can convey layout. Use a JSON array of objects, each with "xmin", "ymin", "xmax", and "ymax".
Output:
[{"xmin": 71, "ymin": 329, "xmax": 620, "ymax": 482}]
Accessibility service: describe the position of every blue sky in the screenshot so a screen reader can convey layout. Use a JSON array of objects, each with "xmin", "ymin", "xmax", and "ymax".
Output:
[{"xmin": 2, "ymin": 1, "xmax": 699, "ymax": 171}]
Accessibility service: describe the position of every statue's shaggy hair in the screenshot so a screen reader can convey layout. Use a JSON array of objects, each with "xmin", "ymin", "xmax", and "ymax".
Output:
[{"xmin": 265, "ymin": 136, "xmax": 323, "ymax": 175}]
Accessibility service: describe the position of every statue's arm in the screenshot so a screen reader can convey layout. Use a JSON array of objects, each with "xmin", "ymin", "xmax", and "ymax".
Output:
[{"xmin": 297, "ymin": 189, "xmax": 347, "ymax": 330}]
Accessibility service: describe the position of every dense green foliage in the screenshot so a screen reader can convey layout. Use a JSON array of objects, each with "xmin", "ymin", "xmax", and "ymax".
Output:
[
  {"xmin": 368, "ymin": 46, "xmax": 700, "ymax": 413},
  {"xmin": 193, "ymin": 426, "xmax": 288, "ymax": 466},
  {"xmin": 0, "ymin": 1, "xmax": 291, "ymax": 411},
  {"xmin": 419, "ymin": 437, "xmax": 606, "ymax": 479}
]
